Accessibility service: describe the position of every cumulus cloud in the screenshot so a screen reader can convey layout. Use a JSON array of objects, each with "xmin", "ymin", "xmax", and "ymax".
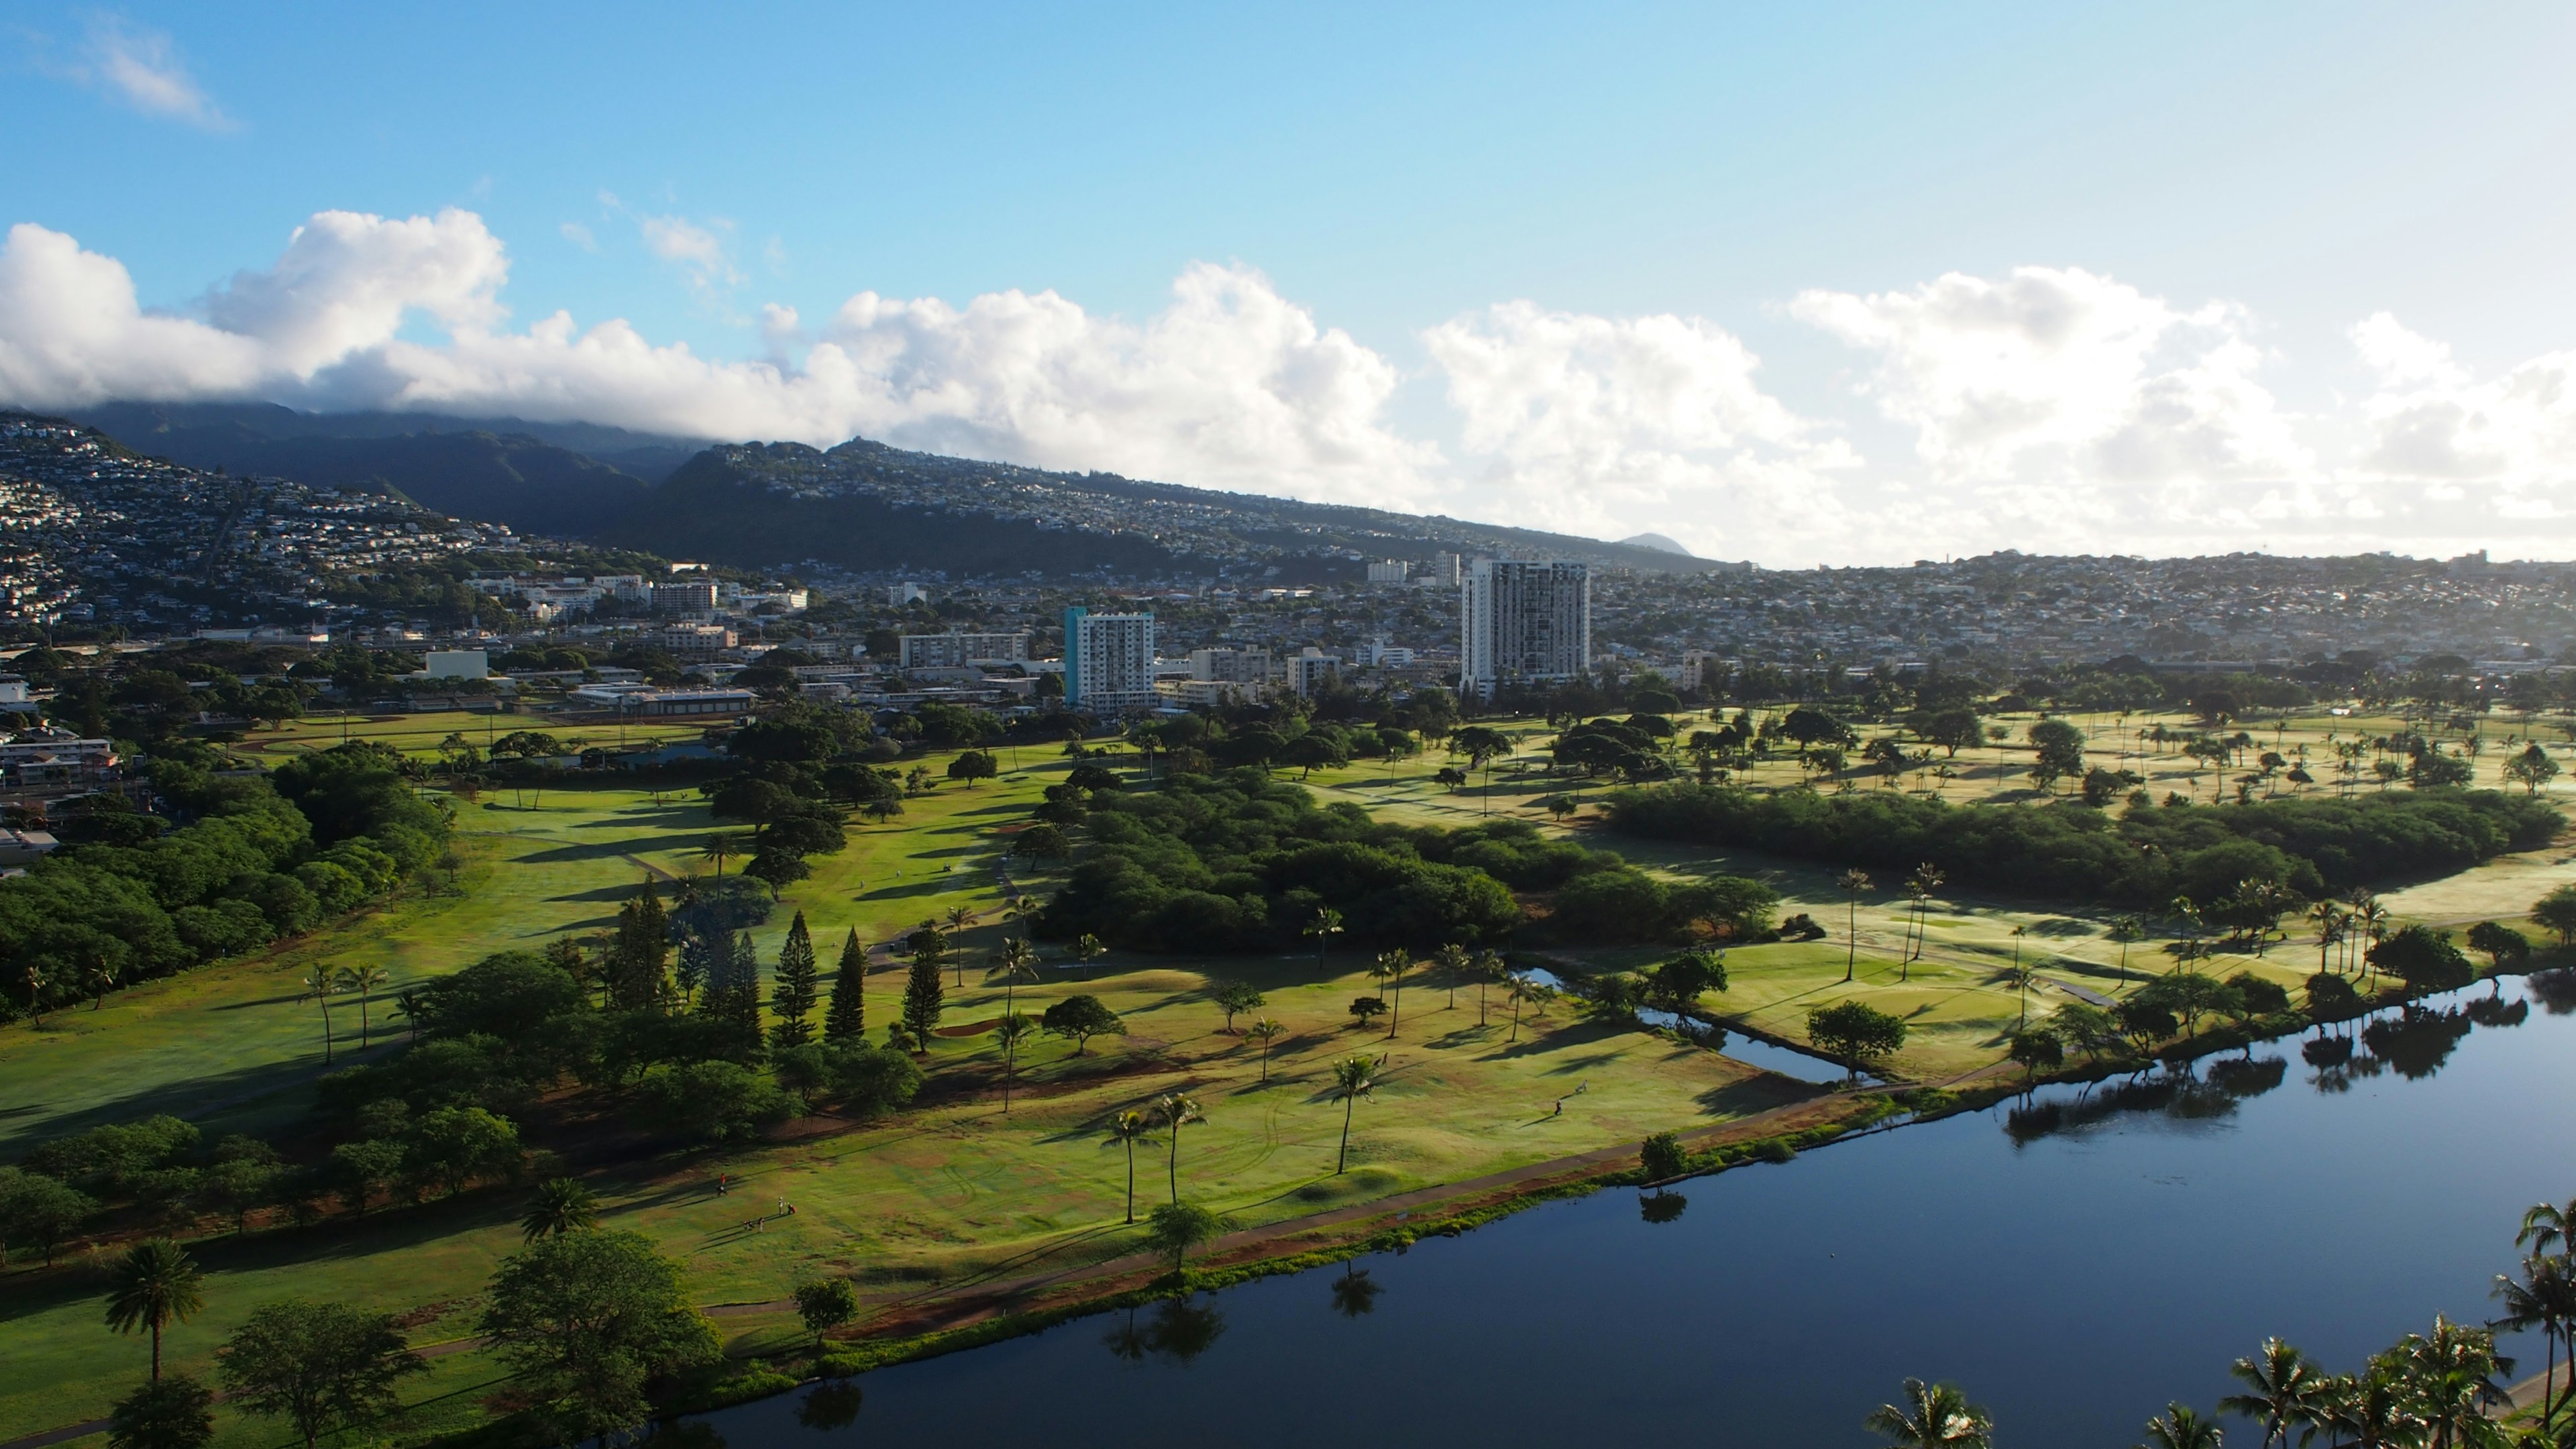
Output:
[
  {"xmin": 74, "ymin": 16, "xmax": 231, "ymax": 129},
  {"xmin": 1424, "ymin": 301, "xmax": 1856, "ymax": 559},
  {"xmin": 0, "ymin": 211, "xmax": 1437, "ymax": 508},
  {"xmin": 17, "ymin": 207, "xmax": 2576, "ymax": 561},
  {"xmin": 2347, "ymin": 312, "xmax": 2576, "ymax": 524}
]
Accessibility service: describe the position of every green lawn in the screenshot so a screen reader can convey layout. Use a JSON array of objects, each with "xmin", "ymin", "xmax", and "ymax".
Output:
[{"xmin": 1, "ymin": 710, "xmax": 2561, "ymax": 1444}]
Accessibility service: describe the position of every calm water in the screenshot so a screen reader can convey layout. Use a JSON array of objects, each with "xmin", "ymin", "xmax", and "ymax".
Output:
[{"xmin": 700, "ymin": 973, "xmax": 2576, "ymax": 1448}]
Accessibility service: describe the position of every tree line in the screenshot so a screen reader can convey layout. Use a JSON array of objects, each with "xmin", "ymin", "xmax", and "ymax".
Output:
[{"xmin": 2, "ymin": 741, "xmax": 448, "ymax": 1022}]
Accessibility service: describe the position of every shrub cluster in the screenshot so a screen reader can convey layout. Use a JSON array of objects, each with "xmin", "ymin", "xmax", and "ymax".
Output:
[
  {"xmin": 1, "ymin": 742, "xmax": 447, "ymax": 1014},
  {"xmin": 1603, "ymin": 783, "xmax": 2557, "ymax": 907},
  {"xmin": 1036, "ymin": 769, "xmax": 1774, "ymax": 951}
]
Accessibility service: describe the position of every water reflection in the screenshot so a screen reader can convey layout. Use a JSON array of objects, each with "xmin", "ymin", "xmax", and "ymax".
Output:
[
  {"xmin": 1639, "ymin": 1190, "xmax": 1688, "ymax": 1224},
  {"xmin": 2363, "ymin": 1007, "xmax": 2474, "ymax": 1080},
  {"xmin": 1329, "ymin": 1264, "xmax": 1383, "ymax": 1318},
  {"xmin": 2005, "ymin": 1056, "xmax": 2287, "ymax": 1144},
  {"xmin": 796, "ymin": 1380, "xmax": 864, "ymax": 1432},
  {"xmin": 1104, "ymin": 1295, "xmax": 1229, "ymax": 1367},
  {"xmin": 2527, "ymin": 967, "xmax": 2576, "ymax": 1014}
]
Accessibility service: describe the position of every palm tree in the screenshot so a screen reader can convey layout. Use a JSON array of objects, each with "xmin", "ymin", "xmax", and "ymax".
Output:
[
  {"xmin": 2391, "ymin": 1316, "xmax": 2512, "ymax": 1448},
  {"xmin": 1101, "ymin": 1111, "xmax": 1159, "ymax": 1224},
  {"xmin": 1370, "ymin": 950, "xmax": 1407, "ymax": 1038},
  {"xmin": 2306, "ymin": 900, "xmax": 2346, "ymax": 977},
  {"xmin": 2220, "ymin": 1338, "xmax": 2324, "ymax": 1448},
  {"xmin": 1244, "ymin": 1018, "xmax": 1285, "ymax": 1083},
  {"xmin": 994, "ymin": 1013, "xmax": 1036, "ymax": 1112},
  {"xmin": 1470, "ymin": 949, "xmax": 1507, "ymax": 1026},
  {"xmin": 2493, "ymin": 1256, "xmax": 2571, "ymax": 1436},
  {"xmin": 991, "ymin": 936, "xmax": 1040, "ymax": 1020},
  {"xmin": 2109, "ymin": 914, "xmax": 2147, "ymax": 985},
  {"xmin": 104, "ymin": 1238, "xmax": 205, "ymax": 1381},
  {"xmin": 1904, "ymin": 865, "xmax": 1945, "ymax": 981},
  {"xmin": 699, "ymin": 833, "xmax": 743, "ymax": 878},
  {"xmin": 336, "ymin": 964, "xmax": 392, "ymax": 1047},
  {"xmin": 1504, "ymin": 973, "xmax": 1554, "ymax": 1042},
  {"xmin": 2135, "ymin": 1403, "xmax": 2222, "ymax": 1449},
  {"xmin": 1839, "ymin": 869, "xmax": 1873, "ymax": 982},
  {"xmin": 945, "ymin": 904, "xmax": 979, "ymax": 933},
  {"xmin": 301, "ymin": 971, "xmax": 342, "ymax": 1063},
  {"xmin": 1330, "ymin": 1056, "xmax": 1379, "ymax": 1174},
  {"xmin": 519, "ymin": 1177, "xmax": 600, "ymax": 1241},
  {"xmin": 1304, "ymin": 906, "xmax": 1345, "ymax": 961},
  {"xmin": 1864, "ymin": 1378, "xmax": 1994, "ymax": 1448},
  {"xmin": 2008, "ymin": 924, "xmax": 2033, "ymax": 1026},
  {"xmin": 1432, "ymin": 943, "xmax": 1469, "ymax": 1010},
  {"xmin": 1154, "ymin": 1092, "xmax": 1204, "ymax": 1204},
  {"xmin": 2520, "ymin": 1195, "xmax": 2576, "ymax": 1258}
]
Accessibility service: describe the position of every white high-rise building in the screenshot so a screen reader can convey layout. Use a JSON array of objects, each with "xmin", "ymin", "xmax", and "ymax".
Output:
[
  {"xmin": 1063, "ymin": 606, "xmax": 1158, "ymax": 712},
  {"xmin": 1459, "ymin": 559, "xmax": 1590, "ymax": 698}
]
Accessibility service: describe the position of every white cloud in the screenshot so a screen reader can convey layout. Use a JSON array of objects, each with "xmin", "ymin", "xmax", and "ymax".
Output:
[
  {"xmin": 76, "ymin": 16, "xmax": 231, "ymax": 130},
  {"xmin": 1422, "ymin": 301, "xmax": 1856, "ymax": 559},
  {"xmin": 559, "ymin": 222, "xmax": 598, "ymax": 254},
  {"xmin": 17, "ymin": 209, "xmax": 2576, "ymax": 562},
  {"xmin": 0, "ymin": 212, "xmax": 1436, "ymax": 508},
  {"xmin": 2349, "ymin": 311, "xmax": 2576, "ymax": 521}
]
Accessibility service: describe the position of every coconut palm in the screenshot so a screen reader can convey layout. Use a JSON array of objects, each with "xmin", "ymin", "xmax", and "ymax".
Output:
[
  {"xmin": 2220, "ymin": 1338, "xmax": 2324, "ymax": 1448},
  {"xmin": 1864, "ymin": 1378, "xmax": 1994, "ymax": 1448},
  {"xmin": 1839, "ymin": 869, "xmax": 1873, "ymax": 982},
  {"xmin": 301, "ymin": 971, "xmax": 343, "ymax": 1063},
  {"xmin": 2006, "ymin": 925, "xmax": 2033, "ymax": 1026},
  {"xmin": 2521, "ymin": 1196, "xmax": 2576, "ymax": 1258},
  {"xmin": 1244, "ymin": 1018, "xmax": 1285, "ymax": 1083},
  {"xmin": 519, "ymin": 1177, "xmax": 600, "ymax": 1241},
  {"xmin": 335, "ymin": 965, "xmax": 392, "ymax": 1047},
  {"xmin": 991, "ymin": 936, "xmax": 1040, "ymax": 1019},
  {"xmin": 2392, "ymin": 1315, "xmax": 2513, "ymax": 1448},
  {"xmin": 2134, "ymin": 1403, "xmax": 2222, "ymax": 1449},
  {"xmin": 993, "ymin": 1013, "xmax": 1036, "ymax": 1113},
  {"xmin": 1504, "ymin": 973, "xmax": 1556, "ymax": 1043},
  {"xmin": 1304, "ymin": 906, "xmax": 1345, "ymax": 961},
  {"xmin": 1469, "ymin": 949, "xmax": 1508, "ymax": 1026},
  {"xmin": 1904, "ymin": 865, "xmax": 1945, "ymax": 981},
  {"xmin": 1329, "ymin": 1056, "xmax": 1379, "ymax": 1175},
  {"xmin": 698, "ymin": 833, "xmax": 744, "ymax": 877},
  {"xmin": 104, "ymin": 1238, "xmax": 205, "ymax": 1381},
  {"xmin": 1432, "ymin": 943, "xmax": 1470, "ymax": 1010},
  {"xmin": 1154, "ymin": 1093, "xmax": 1204, "ymax": 1204},
  {"xmin": 1370, "ymin": 950, "xmax": 1407, "ymax": 1037},
  {"xmin": 2109, "ymin": 914, "xmax": 2147, "ymax": 984},
  {"xmin": 1101, "ymin": 1111, "xmax": 1159, "ymax": 1224},
  {"xmin": 2493, "ymin": 1255, "xmax": 2573, "ymax": 1434}
]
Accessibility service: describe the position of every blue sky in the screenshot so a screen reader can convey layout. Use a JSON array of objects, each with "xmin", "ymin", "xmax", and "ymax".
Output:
[{"xmin": 7, "ymin": 2, "xmax": 2576, "ymax": 563}]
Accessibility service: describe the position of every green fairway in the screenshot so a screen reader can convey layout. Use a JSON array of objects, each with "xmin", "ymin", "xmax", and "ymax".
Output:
[{"xmin": 1, "ymin": 706, "xmax": 2561, "ymax": 1446}]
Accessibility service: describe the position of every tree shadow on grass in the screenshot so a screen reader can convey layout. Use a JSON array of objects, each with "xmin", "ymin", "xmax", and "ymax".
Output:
[{"xmin": 513, "ymin": 831, "xmax": 710, "ymax": 866}]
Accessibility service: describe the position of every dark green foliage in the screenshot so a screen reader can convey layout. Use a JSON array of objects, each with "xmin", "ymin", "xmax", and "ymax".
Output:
[
  {"xmin": 823, "ymin": 928, "xmax": 866, "ymax": 1042},
  {"xmin": 401, "ymin": 1106, "xmax": 523, "ymax": 1197},
  {"xmin": 769, "ymin": 912, "xmax": 818, "ymax": 1047},
  {"xmin": 26, "ymin": 1114, "xmax": 199, "ymax": 1197},
  {"xmin": 108, "ymin": 1373, "xmax": 215, "ymax": 1449},
  {"xmin": 604, "ymin": 882, "xmax": 672, "ymax": 1012},
  {"xmin": 2305, "ymin": 971, "xmax": 2363, "ymax": 1018},
  {"xmin": 6, "ymin": 740, "xmax": 447, "ymax": 1010},
  {"xmin": 1805, "ymin": 1000, "xmax": 1907, "ymax": 1072},
  {"xmin": 217, "ymin": 1299, "xmax": 426, "ymax": 1449},
  {"xmin": 2463, "ymin": 920, "xmax": 2530, "ymax": 969},
  {"xmin": 631, "ymin": 1061, "xmax": 800, "ymax": 1144},
  {"xmin": 1606, "ymin": 783, "xmax": 2557, "ymax": 908},
  {"xmin": 1639, "ymin": 1131, "xmax": 1686, "ymax": 1181},
  {"xmin": 899, "ymin": 954, "xmax": 944, "ymax": 1050},
  {"xmin": 2369, "ymin": 924, "xmax": 2476, "ymax": 992},
  {"xmin": 1041, "ymin": 994, "xmax": 1126, "ymax": 1053},
  {"xmin": 0, "ymin": 1165, "xmax": 97, "ymax": 1265},
  {"xmin": 794, "ymin": 1277, "xmax": 860, "ymax": 1344},
  {"xmin": 1036, "ymin": 771, "xmax": 1609, "ymax": 952},
  {"xmin": 1644, "ymin": 951, "xmax": 1729, "ymax": 1012},
  {"xmin": 477, "ymin": 1229, "xmax": 720, "ymax": 1442}
]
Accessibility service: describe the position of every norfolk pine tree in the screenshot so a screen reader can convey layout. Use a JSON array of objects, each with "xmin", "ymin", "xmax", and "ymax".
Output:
[
  {"xmin": 769, "ymin": 912, "xmax": 820, "ymax": 1046},
  {"xmin": 824, "ymin": 928, "xmax": 867, "ymax": 1042},
  {"xmin": 900, "ymin": 952, "xmax": 944, "ymax": 1053}
]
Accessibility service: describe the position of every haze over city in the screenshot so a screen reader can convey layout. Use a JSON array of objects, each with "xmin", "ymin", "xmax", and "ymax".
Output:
[{"xmin": 9, "ymin": 3, "xmax": 2576, "ymax": 564}]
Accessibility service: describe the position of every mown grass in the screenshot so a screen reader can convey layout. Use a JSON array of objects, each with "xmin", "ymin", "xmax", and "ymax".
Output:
[{"xmin": 1, "ymin": 706, "xmax": 2562, "ymax": 1443}]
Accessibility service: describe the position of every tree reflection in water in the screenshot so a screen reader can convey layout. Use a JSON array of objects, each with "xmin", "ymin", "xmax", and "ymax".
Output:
[
  {"xmin": 2004, "ymin": 1054, "xmax": 2289, "ymax": 1144},
  {"xmin": 1144, "ymin": 1294, "xmax": 1226, "ymax": 1364},
  {"xmin": 2526, "ymin": 967, "xmax": 2576, "ymax": 1015},
  {"xmin": 796, "ymin": 1379, "xmax": 864, "ymax": 1432},
  {"xmin": 1330, "ymin": 1263, "xmax": 1383, "ymax": 1318},
  {"xmin": 2363, "ymin": 1006, "xmax": 2474, "ymax": 1080},
  {"xmin": 1640, "ymin": 1190, "xmax": 1688, "ymax": 1224}
]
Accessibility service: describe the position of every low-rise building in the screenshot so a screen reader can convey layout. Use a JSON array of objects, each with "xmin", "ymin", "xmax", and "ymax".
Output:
[
  {"xmin": 900, "ymin": 631, "xmax": 1031, "ymax": 669},
  {"xmin": 566, "ymin": 686, "xmax": 755, "ymax": 717}
]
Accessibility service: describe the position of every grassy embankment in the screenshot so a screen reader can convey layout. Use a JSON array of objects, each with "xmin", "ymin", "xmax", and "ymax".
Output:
[{"xmin": 0, "ymin": 705, "xmax": 2563, "ymax": 1444}]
